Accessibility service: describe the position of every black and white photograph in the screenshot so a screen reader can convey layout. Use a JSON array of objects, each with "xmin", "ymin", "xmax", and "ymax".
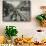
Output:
[{"xmin": 3, "ymin": 0, "xmax": 31, "ymax": 22}]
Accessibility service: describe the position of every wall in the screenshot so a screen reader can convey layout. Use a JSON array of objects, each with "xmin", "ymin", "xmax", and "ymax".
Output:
[{"xmin": 0, "ymin": 0, "xmax": 46, "ymax": 41}]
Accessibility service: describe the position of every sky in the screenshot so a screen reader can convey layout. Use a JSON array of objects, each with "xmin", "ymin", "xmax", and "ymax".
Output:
[{"xmin": 4, "ymin": 0, "xmax": 21, "ymax": 7}]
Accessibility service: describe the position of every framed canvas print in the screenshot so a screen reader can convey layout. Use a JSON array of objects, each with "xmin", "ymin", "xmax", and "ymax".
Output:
[{"xmin": 3, "ymin": 0, "xmax": 31, "ymax": 22}]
